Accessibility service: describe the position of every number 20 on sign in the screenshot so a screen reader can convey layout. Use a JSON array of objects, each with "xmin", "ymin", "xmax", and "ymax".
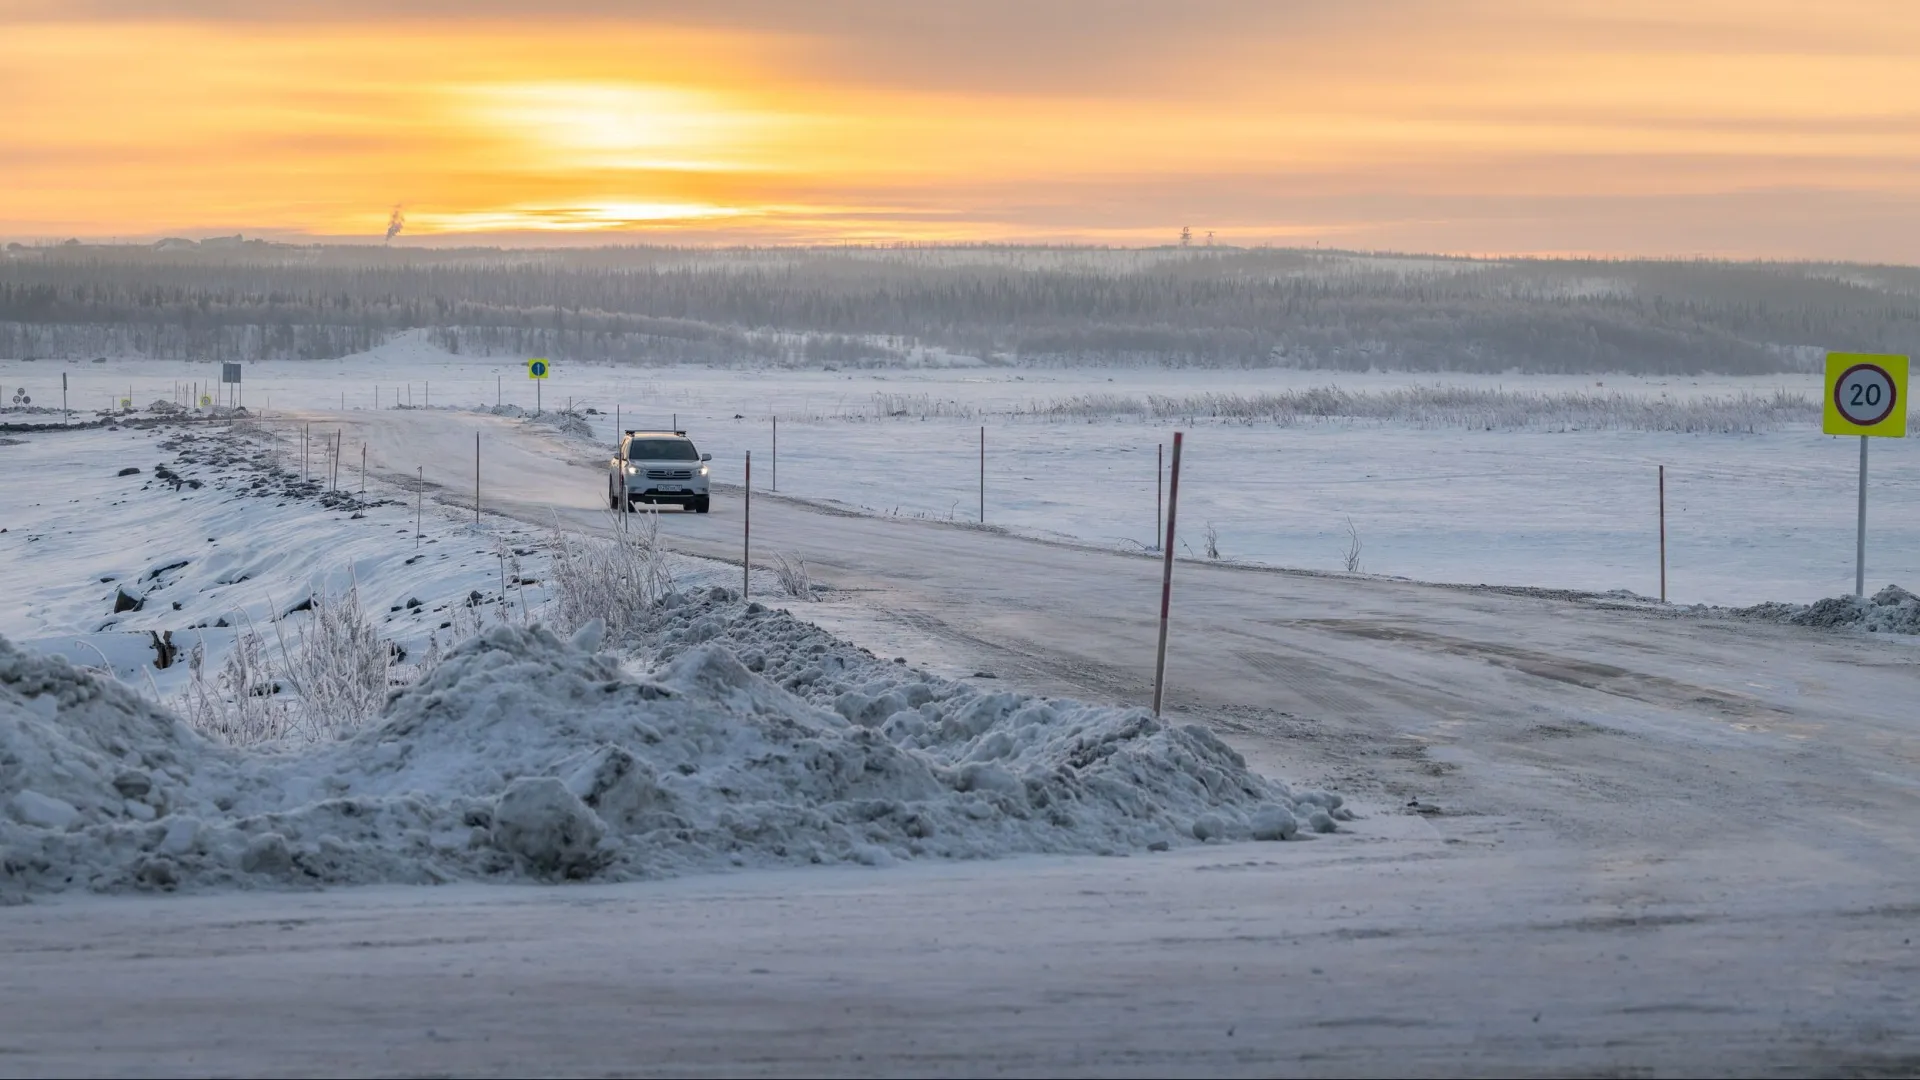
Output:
[{"xmin": 1824, "ymin": 353, "xmax": 1907, "ymax": 437}]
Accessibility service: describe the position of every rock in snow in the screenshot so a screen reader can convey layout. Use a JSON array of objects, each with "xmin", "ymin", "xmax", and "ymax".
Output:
[
  {"xmin": 9, "ymin": 790, "xmax": 80, "ymax": 831},
  {"xmin": 491, "ymin": 777, "xmax": 605, "ymax": 879},
  {"xmin": 0, "ymin": 592, "xmax": 1338, "ymax": 896}
]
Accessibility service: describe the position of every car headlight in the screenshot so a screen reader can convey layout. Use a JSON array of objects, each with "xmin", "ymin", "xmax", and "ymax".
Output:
[
  {"xmin": 624, "ymin": 465, "xmax": 638, "ymax": 473},
  {"xmin": 699, "ymin": 465, "xmax": 709, "ymax": 475}
]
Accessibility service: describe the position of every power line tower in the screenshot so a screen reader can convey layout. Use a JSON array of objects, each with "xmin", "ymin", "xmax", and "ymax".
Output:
[{"xmin": 1179, "ymin": 226, "xmax": 1191, "ymax": 247}]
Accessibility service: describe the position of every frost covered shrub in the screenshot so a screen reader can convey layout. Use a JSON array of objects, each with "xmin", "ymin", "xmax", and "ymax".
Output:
[
  {"xmin": 178, "ymin": 623, "xmax": 294, "ymax": 745},
  {"xmin": 771, "ymin": 552, "xmax": 814, "ymax": 601},
  {"xmin": 278, "ymin": 585, "xmax": 392, "ymax": 740},
  {"xmin": 175, "ymin": 586, "xmax": 394, "ymax": 747},
  {"xmin": 548, "ymin": 511, "xmax": 674, "ymax": 641},
  {"xmin": 871, "ymin": 392, "xmax": 975, "ymax": 419},
  {"xmin": 1013, "ymin": 386, "xmax": 1817, "ymax": 434}
]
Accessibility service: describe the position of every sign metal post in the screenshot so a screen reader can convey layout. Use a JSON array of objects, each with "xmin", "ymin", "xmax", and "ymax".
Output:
[{"xmin": 1823, "ymin": 352, "xmax": 1909, "ymax": 597}]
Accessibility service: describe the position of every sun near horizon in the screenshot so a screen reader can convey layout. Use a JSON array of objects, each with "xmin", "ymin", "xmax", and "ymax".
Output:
[{"xmin": 4, "ymin": 0, "xmax": 1918, "ymax": 261}]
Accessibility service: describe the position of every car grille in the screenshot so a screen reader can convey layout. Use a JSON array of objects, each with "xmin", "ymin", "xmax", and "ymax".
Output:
[{"xmin": 646, "ymin": 469, "xmax": 694, "ymax": 480}]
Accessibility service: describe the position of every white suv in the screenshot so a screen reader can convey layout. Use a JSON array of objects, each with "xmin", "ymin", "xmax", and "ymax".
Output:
[{"xmin": 608, "ymin": 430, "xmax": 712, "ymax": 513}]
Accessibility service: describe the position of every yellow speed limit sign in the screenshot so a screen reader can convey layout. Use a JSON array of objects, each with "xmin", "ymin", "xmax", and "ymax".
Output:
[
  {"xmin": 1824, "ymin": 352, "xmax": 1907, "ymax": 437},
  {"xmin": 527, "ymin": 358, "xmax": 550, "ymax": 379}
]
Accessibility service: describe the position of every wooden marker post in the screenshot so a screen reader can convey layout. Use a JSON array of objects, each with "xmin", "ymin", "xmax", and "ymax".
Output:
[
  {"xmin": 743, "ymin": 451, "xmax": 752, "ymax": 599},
  {"xmin": 1152, "ymin": 432, "xmax": 1185, "ymax": 717},
  {"xmin": 1658, "ymin": 465, "xmax": 1667, "ymax": 603}
]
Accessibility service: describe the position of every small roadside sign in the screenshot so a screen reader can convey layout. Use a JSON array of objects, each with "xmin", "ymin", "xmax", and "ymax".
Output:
[
  {"xmin": 527, "ymin": 358, "xmax": 550, "ymax": 379},
  {"xmin": 199, "ymin": 394, "xmax": 213, "ymax": 407},
  {"xmin": 1825, "ymin": 351, "xmax": 1910, "ymax": 599},
  {"xmin": 221, "ymin": 362, "xmax": 242, "ymax": 384},
  {"xmin": 1824, "ymin": 353, "xmax": 1907, "ymax": 438}
]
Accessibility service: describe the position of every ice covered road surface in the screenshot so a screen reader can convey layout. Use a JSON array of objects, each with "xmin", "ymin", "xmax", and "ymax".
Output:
[
  {"xmin": 5, "ymin": 407, "xmax": 1920, "ymax": 1077},
  {"xmin": 10, "ymin": 836, "xmax": 1918, "ymax": 1079}
]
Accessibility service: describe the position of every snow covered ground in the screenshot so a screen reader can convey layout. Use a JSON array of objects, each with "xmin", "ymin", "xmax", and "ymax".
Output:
[
  {"xmin": 2, "ymin": 413, "xmax": 1348, "ymax": 900},
  {"xmin": 5, "ymin": 339, "xmax": 1911, "ymax": 606},
  {"xmin": 6, "ymin": 348, "xmax": 1920, "ymax": 1075},
  {"xmin": 0, "ymin": 417, "xmax": 744, "ymax": 696}
]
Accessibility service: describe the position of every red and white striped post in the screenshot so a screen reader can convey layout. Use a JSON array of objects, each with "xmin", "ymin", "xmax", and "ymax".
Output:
[
  {"xmin": 1658, "ymin": 465, "xmax": 1667, "ymax": 603},
  {"xmin": 1152, "ymin": 431, "xmax": 1184, "ymax": 717},
  {"xmin": 743, "ymin": 450, "xmax": 752, "ymax": 599}
]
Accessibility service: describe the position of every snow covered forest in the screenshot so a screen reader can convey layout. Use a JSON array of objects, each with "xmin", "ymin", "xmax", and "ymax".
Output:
[{"xmin": 3, "ymin": 241, "xmax": 1917, "ymax": 373}]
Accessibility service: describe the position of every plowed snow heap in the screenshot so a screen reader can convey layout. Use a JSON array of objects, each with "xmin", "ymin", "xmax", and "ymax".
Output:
[{"xmin": 2, "ymin": 591, "xmax": 1344, "ymax": 897}]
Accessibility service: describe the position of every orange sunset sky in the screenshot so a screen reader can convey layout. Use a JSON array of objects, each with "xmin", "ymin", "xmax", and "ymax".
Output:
[{"xmin": 4, "ymin": 0, "xmax": 1918, "ymax": 258}]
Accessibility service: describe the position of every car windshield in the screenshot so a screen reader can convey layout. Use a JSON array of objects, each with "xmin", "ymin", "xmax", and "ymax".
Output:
[{"xmin": 626, "ymin": 438, "xmax": 698, "ymax": 461}]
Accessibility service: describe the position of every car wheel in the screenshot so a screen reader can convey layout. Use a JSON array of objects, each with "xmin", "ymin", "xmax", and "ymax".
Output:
[
  {"xmin": 692, "ymin": 496, "xmax": 710, "ymax": 514},
  {"xmin": 608, "ymin": 480, "xmax": 619, "ymax": 510}
]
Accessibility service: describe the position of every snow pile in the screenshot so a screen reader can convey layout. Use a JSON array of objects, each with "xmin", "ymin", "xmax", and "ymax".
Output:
[
  {"xmin": 2, "ymin": 593, "xmax": 1339, "ymax": 897},
  {"xmin": 1732, "ymin": 585, "xmax": 1920, "ymax": 635},
  {"xmin": 525, "ymin": 410, "xmax": 594, "ymax": 440},
  {"xmin": 470, "ymin": 404, "xmax": 594, "ymax": 438}
]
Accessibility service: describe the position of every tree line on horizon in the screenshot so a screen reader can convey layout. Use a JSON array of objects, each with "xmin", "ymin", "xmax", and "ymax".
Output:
[{"xmin": 1, "ymin": 245, "xmax": 1914, "ymax": 374}]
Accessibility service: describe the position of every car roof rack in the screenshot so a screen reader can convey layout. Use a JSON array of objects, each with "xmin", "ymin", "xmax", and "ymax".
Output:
[{"xmin": 622, "ymin": 429, "xmax": 689, "ymax": 437}]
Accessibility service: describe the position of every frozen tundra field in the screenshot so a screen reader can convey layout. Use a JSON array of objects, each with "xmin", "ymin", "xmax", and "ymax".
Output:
[
  {"xmin": 4, "ymin": 370, "xmax": 1920, "ymax": 1075},
  {"xmin": 7, "ymin": 343, "xmax": 1919, "ymax": 605}
]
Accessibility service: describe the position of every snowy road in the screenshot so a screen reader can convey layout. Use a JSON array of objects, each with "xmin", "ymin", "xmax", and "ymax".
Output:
[
  {"xmin": 336, "ymin": 408, "xmax": 1920, "ymax": 854},
  {"xmin": 9, "ymin": 830, "xmax": 1918, "ymax": 1078},
  {"xmin": 7, "ymin": 407, "xmax": 1919, "ymax": 1076}
]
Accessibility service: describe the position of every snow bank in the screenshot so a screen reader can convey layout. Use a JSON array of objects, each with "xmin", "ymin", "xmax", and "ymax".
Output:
[
  {"xmin": 470, "ymin": 404, "xmax": 595, "ymax": 440},
  {"xmin": 1732, "ymin": 585, "xmax": 1920, "ymax": 635},
  {"xmin": 1, "ymin": 592, "xmax": 1338, "ymax": 898},
  {"xmin": 527, "ymin": 411, "xmax": 594, "ymax": 440}
]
